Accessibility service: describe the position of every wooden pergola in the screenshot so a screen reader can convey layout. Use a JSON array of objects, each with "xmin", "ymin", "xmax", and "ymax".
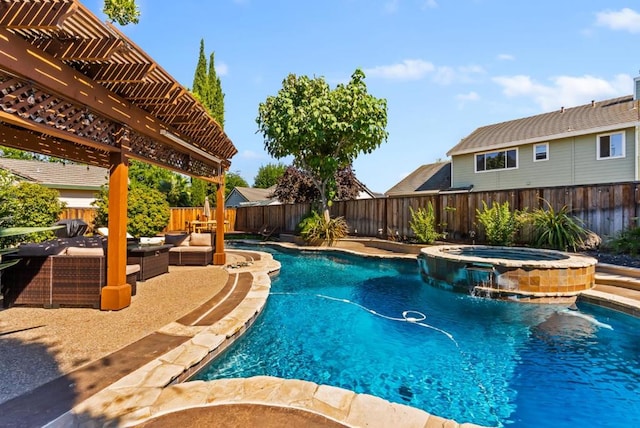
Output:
[{"xmin": 0, "ymin": 1, "xmax": 238, "ymax": 310}]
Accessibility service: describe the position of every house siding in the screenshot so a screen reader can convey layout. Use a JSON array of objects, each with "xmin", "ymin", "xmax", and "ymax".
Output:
[
  {"xmin": 452, "ymin": 127, "xmax": 636, "ymax": 191},
  {"xmin": 225, "ymin": 191, "xmax": 247, "ymax": 208},
  {"xmin": 58, "ymin": 189, "xmax": 101, "ymax": 208}
]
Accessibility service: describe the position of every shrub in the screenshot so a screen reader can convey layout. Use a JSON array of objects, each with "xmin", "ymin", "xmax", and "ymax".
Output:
[
  {"xmin": 298, "ymin": 211, "xmax": 348, "ymax": 246},
  {"xmin": 0, "ymin": 181, "xmax": 65, "ymax": 246},
  {"xmin": 409, "ymin": 203, "xmax": 441, "ymax": 244},
  {"xmin": 528, "ymin": 201, "xmax": 587, "ymax": 252},
  {"xmin": 604, "ymin": 226, "xmax": 640, "ymax": 256},
  {"xmin": 475, "ymin": 200, "xmax": 524, "ymax": 246},
  {"xmin": 93, "ymin": 184, "xmax": 170, "ymax": 238}
]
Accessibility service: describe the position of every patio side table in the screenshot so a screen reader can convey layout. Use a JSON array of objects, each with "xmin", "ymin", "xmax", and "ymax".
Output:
[{"xmin": 126, "ymin": 244, "xmax": 172, "ymax": 281}]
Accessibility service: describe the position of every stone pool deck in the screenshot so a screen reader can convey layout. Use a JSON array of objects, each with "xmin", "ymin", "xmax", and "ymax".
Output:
[{"xmin": 0, "ymin": 243, "xmax": 638, "ymax": 427}]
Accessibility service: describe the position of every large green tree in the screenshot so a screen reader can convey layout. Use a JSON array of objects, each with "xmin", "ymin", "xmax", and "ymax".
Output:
[
  {"xmin": 192, "ymin": 40, "xmax": 225, "ymax": 125},
  {"xmin": 93, "ymin": 184, "xmax": 170, "ymax": 238},
  {"xmin": 128, "ymin": 160, "xmax": 191, "ymax": 207},
  {"xmin": 191, "ymin": 40, "xmax": 226, "ymax": 204},
  {"xmin": 208, "ymin": 52, "xmax": 225, "ymax": 128},
  {"xmin": 192, "ymin": 39, "xmax": 209, "ymax": 105},
  {"xmin": 225, "ymin": 171, "xmax": 248, "ymax": 198},
  {"xmin": 0, "ymin": 180, "xmax": 65, "ymax": 245},
  {"xmin": 254, "ymin": 162, "xmax": 287, "ymax": 188},
  {"xmin": 103, "ymin": 0, "xmax": 140, "ymax": 25},
  {"xmin": 256, "ymin": 69, "xmax": 387, "ymax": 219}
]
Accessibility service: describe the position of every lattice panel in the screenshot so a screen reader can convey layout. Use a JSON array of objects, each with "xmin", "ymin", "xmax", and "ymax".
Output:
[
  {"xmin": 128, "ymin": 132, "xmax": 220, "ymax": 179},
  {"xmin": 0, "ymin": 73, "xmax": 118, "ymax": 149}
]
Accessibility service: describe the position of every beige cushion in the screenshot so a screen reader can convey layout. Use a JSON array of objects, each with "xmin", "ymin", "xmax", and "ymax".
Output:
[
  {"xmin": 189, "ymin": 233, "xmax": 211, "ymax": 247},
  {"xmin": 126, "ymin": 264, "xmax": 140, "ymax": 275},
  {"xmin": 96, "ymin": 227, "xmax": 133, "ymax": 239},
  {"xmin": 140, "ymin": 236, "xmax": 164, "ymax": 245},
  {"xmin": 169, "ymin": 246, "xmax": 212, "ymax": 253},
  {"xmin": 180, "ymin": 234, "xmax": 192, "ymax": 246},
  {"xmin": 65, "ymin": 246, "xmax": 104, "ymax": 256}
]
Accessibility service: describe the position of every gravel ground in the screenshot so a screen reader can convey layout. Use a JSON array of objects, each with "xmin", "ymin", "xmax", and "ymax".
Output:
[
  {"xmin": 0, "ymin": 264, "xmax": 229, "ymax": 405},
  {"xmin": 584, "ymin": 250, "xmax": 640, "ymax": 268}
]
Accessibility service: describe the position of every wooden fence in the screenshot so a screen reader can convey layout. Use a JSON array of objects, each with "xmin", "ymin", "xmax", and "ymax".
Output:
[
  {"xmin": 234, "ymin": 182, "xmax": 640, "ymax": 241},
  {"xmin": 60, "ymin": 207, "xmax": 237, "ymax": 233}
]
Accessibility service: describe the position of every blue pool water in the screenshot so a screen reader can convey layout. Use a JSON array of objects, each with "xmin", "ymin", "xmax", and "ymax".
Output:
[{"xmin": 195, "ymin": 246, "xmax": 640, "ymax": 427}]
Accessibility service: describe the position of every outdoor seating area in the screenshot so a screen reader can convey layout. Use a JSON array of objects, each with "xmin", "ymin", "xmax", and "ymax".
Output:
[
  {"xmin": 1, "ymin": 236, "xmax": 139, "ymax": 309},
  {"xmin": 0, "ymin": 230, "xmax": 218, "ymax": 309},
  {"xmin": 167, "ymin": 233, "xmax": 215, "ymax": 266},
  {"xmin": 185, "ymin": 219, "xmax": 230, "ymax": 233}
]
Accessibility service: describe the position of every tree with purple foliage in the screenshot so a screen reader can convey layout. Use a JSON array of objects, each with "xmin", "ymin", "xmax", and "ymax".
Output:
[{"xmin": 273, "ymin": 165, "xmax": 361, "ymax": 205}]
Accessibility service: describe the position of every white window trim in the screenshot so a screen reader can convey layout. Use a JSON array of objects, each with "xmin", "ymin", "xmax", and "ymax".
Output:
[
  {"xmin": 533, "ymin": 142, "xmax": 549, "ymax": 162},
  {"xmin": 596, "ymin": 131, "xmax": 626, "ymax": 160},
  {"xmin": 474, "ymin": 147, "xmax": 519, "ymax": 173}
]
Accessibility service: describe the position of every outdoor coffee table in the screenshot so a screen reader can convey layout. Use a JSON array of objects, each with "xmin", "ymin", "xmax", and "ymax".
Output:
[{"xmin": 126, "ymin": 244, "xmax": 172, "ymax": 281}]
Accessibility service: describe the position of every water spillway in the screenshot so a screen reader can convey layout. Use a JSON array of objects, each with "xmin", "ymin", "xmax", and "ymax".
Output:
[{"xmin": 418, "ymin": 245, "xmax": 597, "ymax": 303}]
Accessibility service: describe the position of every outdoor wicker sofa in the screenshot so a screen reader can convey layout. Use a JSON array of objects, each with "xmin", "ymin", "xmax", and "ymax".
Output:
[
  {"xmin": 2, "ymin": 237, "xmax": 139, "ymax": 309},
  {"xmin": 166, "ymin": 232, "xmax": 214, "ymax": 266}
]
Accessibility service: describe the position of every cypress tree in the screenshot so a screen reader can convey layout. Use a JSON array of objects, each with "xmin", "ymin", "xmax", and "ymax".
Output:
[
  {"xmin": 192, "ymin": 39, "xmax": 208, "ymax": 103},
  {"xmin": 191, "ymin": 40, "xmax": 226, "ymax": 207},
  {"xmin": 207, "ymin": 52, "xmax": 225, "ymax": 128}
]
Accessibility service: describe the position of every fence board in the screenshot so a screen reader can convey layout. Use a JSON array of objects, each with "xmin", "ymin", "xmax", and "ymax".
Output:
[
  {"xmin": 234, "ymin": 182, "xmax": 640, "ymax": 242},
  {"xmin": 60, "ymin": 207, "xmax": 236, "ymax": 234}
]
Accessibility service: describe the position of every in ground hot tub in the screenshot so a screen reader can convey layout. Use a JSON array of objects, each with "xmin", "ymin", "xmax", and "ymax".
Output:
[{"xmin": 418, "ymin": 245, "xmax": 597, "ymax": 303}]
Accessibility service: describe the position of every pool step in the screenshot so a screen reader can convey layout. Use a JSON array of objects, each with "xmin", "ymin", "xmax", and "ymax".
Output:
[{"xmin": 595, "ymin": 263, "xmax": 640, "ymax": 291}]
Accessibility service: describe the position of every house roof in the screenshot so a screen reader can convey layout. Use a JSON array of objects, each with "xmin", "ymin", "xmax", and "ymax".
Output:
[
  {"xmin": 226, "ymin": 186, "xmax": 278, "ymax": 206},
  {"xmin": 447, "ymin": 95, "xmax": 640, "ymax": 156},
  {"xmin": 234, "ymin": 186, "xmax": 276, "ymax": 202},
  {"xmin": 385, "ymin": 162, "xmax": 451, "ymax": 196},
  {"xmin": 0, "ymin": 158, "xmax": 107, "ymax": 190}
]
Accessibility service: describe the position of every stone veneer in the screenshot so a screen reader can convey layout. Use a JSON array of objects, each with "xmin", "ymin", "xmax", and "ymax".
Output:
[
  {"xmin": 45, "ymin": 250, "xmax": 487, "ymax": 428},
  {"xmin": 419, "ymin": 245, "xmax": 597, "ymax": 302}
]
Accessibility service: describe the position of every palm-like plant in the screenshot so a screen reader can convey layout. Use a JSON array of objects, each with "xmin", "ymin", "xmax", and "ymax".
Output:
[
  {"xmin": 529, "ymin": 200, "xmax": 587, "ymax": 252},
  {"xmin": 299, "ymin": 211, "xmax": 348, "ymax": 246}
]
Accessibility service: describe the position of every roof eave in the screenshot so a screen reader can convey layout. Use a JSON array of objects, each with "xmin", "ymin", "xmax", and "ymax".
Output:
[{"xmin": 447, "ymin": 121, "xmax": 639, "ymax": 156}]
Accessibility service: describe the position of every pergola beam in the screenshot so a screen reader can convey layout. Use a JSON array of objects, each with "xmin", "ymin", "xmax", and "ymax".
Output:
[{"xmin": 0, "ymin": 1, "xmax": 237, "ymax": 310}]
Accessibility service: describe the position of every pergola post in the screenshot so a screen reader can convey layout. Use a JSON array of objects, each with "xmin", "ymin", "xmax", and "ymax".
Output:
[
  {"xmin": 101, "ymin": 150, "xmax": 132, "ymax": 310},
  {"xmin": 213, "ymin": 180, "xmax": 226, "ymax": 265}
]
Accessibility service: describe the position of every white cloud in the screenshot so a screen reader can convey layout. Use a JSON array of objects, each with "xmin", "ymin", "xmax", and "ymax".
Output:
[
  {"xmin": 365, "ymin": 59, "xmax": 435, "ymax": 80},
  {"xmin": 493, "ymin": 73, "xmax": 632, "ymax": 111},
  {"xmin": 595, "ymin": 8, "xmax": 640, "ymax": 33},
  {"xmin": 457, "ymin": 91, "xmax": 479, "ymax": 102},
  {"xmin": 239, "ymin": 150, "xmax": 266, "ymax": 160},
  {"xmin": 497, "ymin": 53, "xmax": 515, "ymax": 61},
  {"xmin": 456, "ymin": 91, "xmax": 479, "ymax": 109},
  {"xmin": 365, "ymin": 60, "xmax": 484, "ymax": 83},
  {"xmin": 216, "ymin": 62, "xmax": 229, "ymax": 76}
]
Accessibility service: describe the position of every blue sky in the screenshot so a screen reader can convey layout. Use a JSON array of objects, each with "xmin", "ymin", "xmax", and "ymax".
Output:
[{"xmin": 85, "ymin": 0, "xmax": 639, "ymax": 193}]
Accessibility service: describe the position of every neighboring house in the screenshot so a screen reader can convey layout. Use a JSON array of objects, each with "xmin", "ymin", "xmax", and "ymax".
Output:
[
  {"xmin": 225, "ymin": 186, "xmax": 280, "ymax": 208},
  {"xmin": 352, "ymin": 176, "xmax": 383, "ymax": 199},
  {"xmin": 227, "ymin": 178, "xmax": 381, "ymax": 207},
  {"xmin": 447, "ymin": 83, "xmax": 640, "ymax": 192},
  {"xmin": 385, "ymin": 162, "xmax": 452, "ymax": 196},
  {"xmin": 0, "ymin": 158, "xmax": 107, "ymax": 208}
]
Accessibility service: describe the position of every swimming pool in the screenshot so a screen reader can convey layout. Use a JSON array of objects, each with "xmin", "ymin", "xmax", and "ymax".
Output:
[{"xmin": 194, "ymin": 246, "xmax": 640, "ymax": 427}]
